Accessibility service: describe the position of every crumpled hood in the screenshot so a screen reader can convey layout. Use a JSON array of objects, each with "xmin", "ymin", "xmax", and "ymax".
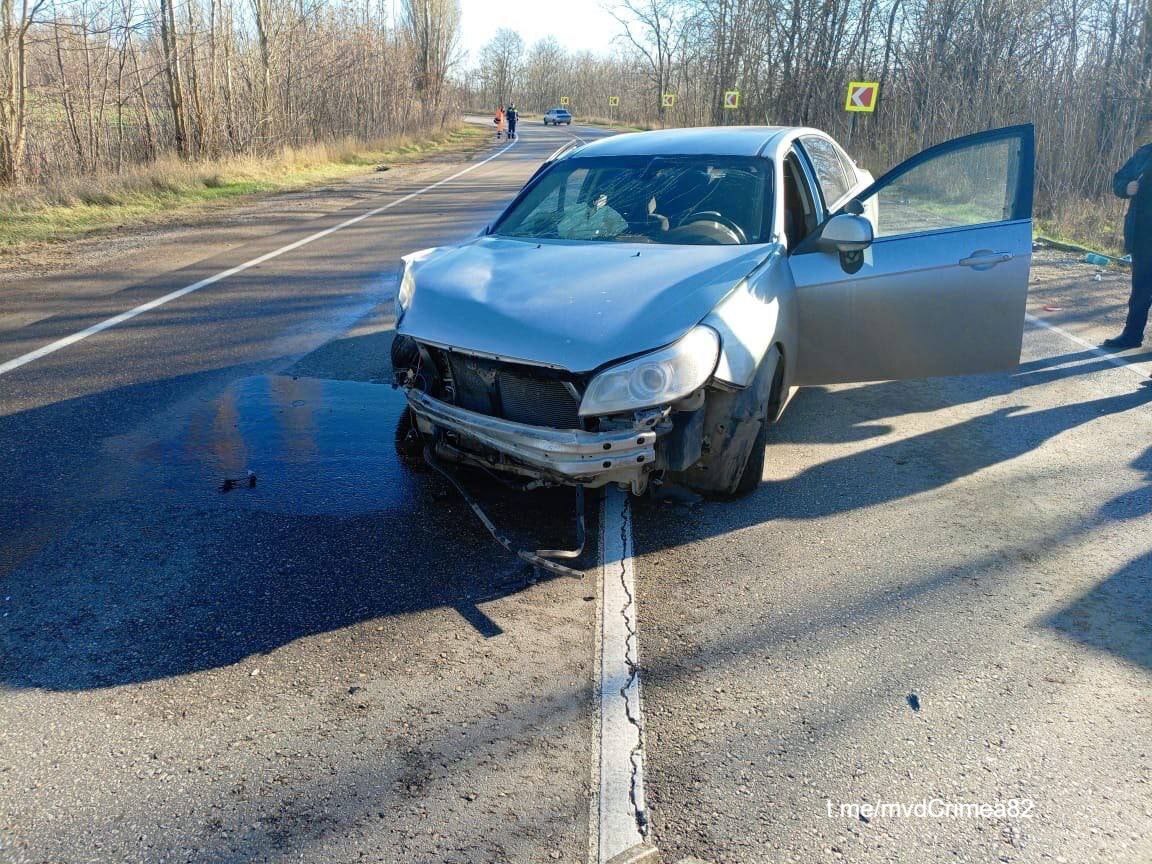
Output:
[{"xmin": 397, "ymin": 236, "xmax": 770, "ymax": 372}]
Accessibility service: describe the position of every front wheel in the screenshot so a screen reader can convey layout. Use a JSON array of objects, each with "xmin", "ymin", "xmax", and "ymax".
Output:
[
  {"xmin": 394, "ymin": 407, "xmax": 425, "ymax": 460},
  {"xmin": 732, "ymin": 414, "xmax": 769, "ymax": 495}
]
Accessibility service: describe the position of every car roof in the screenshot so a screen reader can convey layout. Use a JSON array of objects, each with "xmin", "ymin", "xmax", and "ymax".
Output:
[{"xmin": 569, "ymin": 126, "xmax": 794, "ymax": 158}]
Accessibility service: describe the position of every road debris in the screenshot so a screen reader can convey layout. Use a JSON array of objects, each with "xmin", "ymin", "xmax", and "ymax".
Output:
[{"xmin": 219, "ymin": 470, "xmax": 257, "ymax": 492}]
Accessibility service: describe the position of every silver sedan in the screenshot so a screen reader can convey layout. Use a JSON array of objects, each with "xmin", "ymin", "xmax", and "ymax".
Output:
[{"xmin": 393, "ymin": 124, "xmax": 1034, "ymax": 496}]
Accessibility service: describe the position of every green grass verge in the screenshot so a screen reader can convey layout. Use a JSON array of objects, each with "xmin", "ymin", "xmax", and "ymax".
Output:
[
  {"xmin": 1036, "ymin": 221, "xmax": 1125, "ymax": 258},
  {"xmin": 0, "ymin": 124, "xmax": 491, "ymax": 251}
]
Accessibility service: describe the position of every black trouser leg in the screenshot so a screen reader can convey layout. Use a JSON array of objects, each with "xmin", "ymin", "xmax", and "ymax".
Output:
[{"xmin": 1122, "ymin": 248, "xmax": 1152, "ymax": 342}]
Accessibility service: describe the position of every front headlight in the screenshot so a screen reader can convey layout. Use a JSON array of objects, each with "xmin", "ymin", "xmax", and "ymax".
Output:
[
  {"xmin": 579, "ymin": 326, "xmax": 720, "ymax": 417},
  {"xmin": 396, "ymin": 247, "xmax": 441, "ymax": 316}
]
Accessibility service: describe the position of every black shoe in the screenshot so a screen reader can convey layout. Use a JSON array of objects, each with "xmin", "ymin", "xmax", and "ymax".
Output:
[{"xmin": 1102, "ymin": 335, "xmax": 1142, "ymax": 350}]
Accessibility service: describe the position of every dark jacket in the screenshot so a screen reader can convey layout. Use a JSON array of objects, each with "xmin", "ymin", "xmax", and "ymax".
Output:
[
  {"xmin": 1114, "ymin": 143, "xmax": 1152, "ymax": 254},
  {"xmin": 505, "ymin": 108, "xmax": 518, "ymax": 128}
]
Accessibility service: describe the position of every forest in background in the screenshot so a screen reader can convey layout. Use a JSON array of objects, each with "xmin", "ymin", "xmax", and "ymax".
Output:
[
  {"xmin": 1, "ymin": 0, "xmax": 461, "ymax": 185},
  {"xmin": 3, "ymin": 0, "xmax": 1150, "ymax": 249},
  {"xmin": 466, "ymin": 0, "xmax": 1152, "ymax": 250}
]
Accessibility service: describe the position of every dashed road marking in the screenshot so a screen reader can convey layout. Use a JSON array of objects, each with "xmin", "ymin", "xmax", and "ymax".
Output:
[{"xmin": 0, "ymin": 138, "xmax": 518, "ymax": 378}]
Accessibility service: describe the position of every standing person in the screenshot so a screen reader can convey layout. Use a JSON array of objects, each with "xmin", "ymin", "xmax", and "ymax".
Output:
[
  {"xmin": 506, "ymin": 103, "xmax": 519, "ymax": 140},
  {"xmin": 494, "ymin": 106, "xmax": 505, "ymax": 140},
  {"xmin": 1103, "ymin": 138, "xmax": 1152, "ymax": 349}
]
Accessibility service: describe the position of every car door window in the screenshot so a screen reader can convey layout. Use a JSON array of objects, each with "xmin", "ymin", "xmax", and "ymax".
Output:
[
  {"xmin": 782, "ymin": 151, "xmax": 819, "ymax": 249},
  {"xmin": 859, "ymin": 135, "xmax": 1027, "ymax": 238},
  {"xmin": 800, "ymin": 135, "xmax": 852, "ymax": 206}
]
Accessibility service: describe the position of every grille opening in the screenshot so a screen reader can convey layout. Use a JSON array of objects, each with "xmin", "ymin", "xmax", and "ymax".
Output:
[{"xmin": 429, "ymin": 348, "xmax": 586, "ymax": 430}]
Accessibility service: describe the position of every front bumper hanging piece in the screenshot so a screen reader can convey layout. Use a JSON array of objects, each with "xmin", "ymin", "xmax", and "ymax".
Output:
[{"xmin": 423, "ymin": 445, "xmax": 586, "ymax": 579}]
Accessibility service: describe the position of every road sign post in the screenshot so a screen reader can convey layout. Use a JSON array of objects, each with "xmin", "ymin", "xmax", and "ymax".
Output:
[{"xmin": 844, "ymin": 81, "xmax": 879, "ymax": 113}]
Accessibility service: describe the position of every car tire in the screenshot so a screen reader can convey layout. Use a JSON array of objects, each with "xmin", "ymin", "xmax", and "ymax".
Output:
[
  {"xmin": 732, "ymin": 414, "xmax": 769, "ymax": 496},
  {"xmin": 731, "ymin": 353, "xmax": 785, "ymax": 496},
  {"xmin": 394, "ymin": 407, "xmax": 425, "ymax": 461}
]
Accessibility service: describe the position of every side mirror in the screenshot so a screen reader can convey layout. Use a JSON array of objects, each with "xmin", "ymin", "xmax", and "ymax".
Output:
[{"xmin": 816, "ymin": 213, "xmax": 873, "ymax": 253}]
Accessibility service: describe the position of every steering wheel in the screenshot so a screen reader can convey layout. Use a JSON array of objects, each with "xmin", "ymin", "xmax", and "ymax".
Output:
[{"xmin": 680, "ymin": 211, "xmax": 747, "ymax": 244}]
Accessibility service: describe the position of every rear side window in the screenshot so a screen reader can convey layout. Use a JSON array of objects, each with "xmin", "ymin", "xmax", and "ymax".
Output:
[{"xmin": 800, "ymin": 135, "xmax": 851, "ymax": 206}]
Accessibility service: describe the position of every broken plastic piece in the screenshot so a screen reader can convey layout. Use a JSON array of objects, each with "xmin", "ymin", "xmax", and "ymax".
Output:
[
  {"xmin": 219, "ymin": 470, "xmax": 257, "ymax": 492},
  {"xmin": 423, "ymin": 445, "xmax": 585, "ymax": 578}
]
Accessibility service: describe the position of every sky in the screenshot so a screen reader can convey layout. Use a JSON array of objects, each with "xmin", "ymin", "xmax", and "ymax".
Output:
[{"xmin": 456, "ymin": 0, "xmax": 623, "ymax": 63}]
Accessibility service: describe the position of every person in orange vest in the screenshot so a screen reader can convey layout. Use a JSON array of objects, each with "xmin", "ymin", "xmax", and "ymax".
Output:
[{"xmin": 494, "ymin": 106, "xmax": 505, "ymax": 140}]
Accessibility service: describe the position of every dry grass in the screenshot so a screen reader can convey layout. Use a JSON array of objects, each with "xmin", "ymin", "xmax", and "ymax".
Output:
[
  {"xmin": 0, "ymin": 124, "xmax": 489, "ymax": 251},
  {"xmin": 5, "ymin": 120, "xmax": 1130, "ymax": 257},
  {"xmin": 1037, "ymin": 195, "xmax": 1128, "ymax": 257}
]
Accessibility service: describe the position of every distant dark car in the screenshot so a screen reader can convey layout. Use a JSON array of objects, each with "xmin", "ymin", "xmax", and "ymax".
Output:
[{"xmin": 543, "ymin": 107, "xmax": 572, "ymax": 126}]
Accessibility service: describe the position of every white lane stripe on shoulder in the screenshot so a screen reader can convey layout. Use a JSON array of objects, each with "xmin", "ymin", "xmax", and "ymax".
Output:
[
  {"xmin": 1025, "ymin": 312, "xmax": 1151, "ymax": 380},
  {"xmin": 593, "ymin": 486, "xmax": 649, "ymax": 863}
]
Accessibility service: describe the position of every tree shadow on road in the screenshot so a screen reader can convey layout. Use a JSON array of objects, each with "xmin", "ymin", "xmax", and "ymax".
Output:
[
  {"xmin": 0, "ymin": 352, "xmax": 585, "ymax": 692},
  {"xmin": 651, "ymin": 380, "xmax": 1152, "ymax": 526},
  {"xmin": 7, "ymin": 314, "xmax": 1152, "ymax": 692},
  {"xmin": 1043, "ymin": 444, "xmax": 1152, "ymax": 671}
]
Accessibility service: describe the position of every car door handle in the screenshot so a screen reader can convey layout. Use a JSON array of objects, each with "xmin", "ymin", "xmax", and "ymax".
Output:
[{"xmin": 959, "ymin": 252, "xmax": 1013, "ymax": 269}]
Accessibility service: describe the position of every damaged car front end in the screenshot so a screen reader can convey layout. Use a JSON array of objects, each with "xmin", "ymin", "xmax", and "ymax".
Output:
[
  {"xmin": 390, "ymin": 136, "xmax": 795, "ymax": 498},
  {"xmin": 393, "ymin": 323, "xmax": 727, "ymax": 495}
]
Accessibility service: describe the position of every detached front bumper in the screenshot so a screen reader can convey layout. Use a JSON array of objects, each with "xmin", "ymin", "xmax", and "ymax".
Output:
[{"xmin": 405, "ymin": 389, "xmax": 660, "ymax": 489}]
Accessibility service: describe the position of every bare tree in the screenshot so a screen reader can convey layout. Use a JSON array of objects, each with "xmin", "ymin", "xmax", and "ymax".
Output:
[
  {"xmin": 477, "ymin": 27, "xmax": 523, "ymax": 106},
  {"xmin": 610, "ymin": 0, "xmax": 684, "ymax": 124},
  {"xmin": 401, "ymin": 0, "xmax": 461, "ymax": 121},
  {"xmin": 0, "ymin": 0, "xmax": 46, "ymax": 182}
]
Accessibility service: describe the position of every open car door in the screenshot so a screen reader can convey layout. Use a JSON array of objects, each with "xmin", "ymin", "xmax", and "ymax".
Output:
[{"xmin": 790, "ymin": 124, "xmax": 1034, "ymax": 385}]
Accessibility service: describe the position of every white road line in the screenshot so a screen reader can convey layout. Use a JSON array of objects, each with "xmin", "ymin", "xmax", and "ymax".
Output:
[
  {"xmin": 1025, "ymin": 312, "xmax": 1151, "ymax": 381},
  {"xmin": 593, "ymin": 486, "xmax": 649, "ymax": 863},
  {"xmin": 0, "ymin": 138, "xmax": 518, "ymax": 378}
]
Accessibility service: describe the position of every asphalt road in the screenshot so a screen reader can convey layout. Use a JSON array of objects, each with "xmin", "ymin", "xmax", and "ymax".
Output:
[{"xmin": 2, "ymin": 121, "xmax": 1150, "ymax": 864}]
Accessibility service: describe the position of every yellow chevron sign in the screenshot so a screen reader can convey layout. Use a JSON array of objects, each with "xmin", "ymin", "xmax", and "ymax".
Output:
[{"xmin": 844, "ymin": 81, "xmax": 879, "ymax": 112}]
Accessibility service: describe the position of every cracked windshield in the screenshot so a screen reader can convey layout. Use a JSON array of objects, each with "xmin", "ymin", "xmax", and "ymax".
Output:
[{"xmin": 494, "ymin": 157, "xmax": 771, "ymax": 244}]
